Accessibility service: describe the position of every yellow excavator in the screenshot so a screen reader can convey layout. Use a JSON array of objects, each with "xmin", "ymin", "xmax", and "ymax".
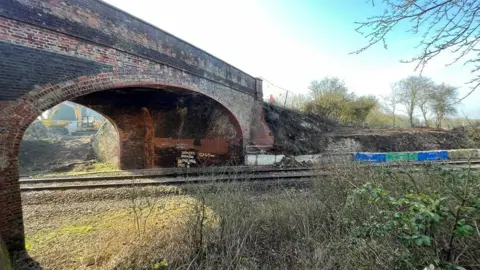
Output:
[{"xmin": 40, "ymin": 102, "xmax": 103, "ymax": 135}]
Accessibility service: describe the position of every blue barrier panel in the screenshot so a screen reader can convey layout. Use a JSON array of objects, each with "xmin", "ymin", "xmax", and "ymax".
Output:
[
  {"xmin": 417, "ymin": 151, "xmax": 448, "ymax": 161},
  {"xmin": 354, "ymin": 153, "xmax": 386, "ymax": 163}
]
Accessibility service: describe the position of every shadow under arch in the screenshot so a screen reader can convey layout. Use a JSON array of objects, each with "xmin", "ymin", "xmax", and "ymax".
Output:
[
  {"xmin": 0, "ymin": 72, "xmax": 253, "ymax": 255},
  {"xmin": 1, "ymin": 73, "xmax": 250, "ymax": 152},
  {"xmin": 72, "ymin": 85, "xmax": 245, "ymax": 169}
]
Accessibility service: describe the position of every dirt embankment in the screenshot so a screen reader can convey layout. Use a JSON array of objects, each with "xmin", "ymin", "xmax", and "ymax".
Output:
[
  {"xmin": 263, "ymin": 104, "xmax": 472, "ymax": 155},
  {"xmin": 262, "ymin": 104, "xmax": 339, "ymax": 154},
  {"xmin": 325, "ymin": 128, "xmax": 470, "ymax": 152},
  {"xmin": 19, "ymin": 137, "xmax": 95, "ymax": 176}
]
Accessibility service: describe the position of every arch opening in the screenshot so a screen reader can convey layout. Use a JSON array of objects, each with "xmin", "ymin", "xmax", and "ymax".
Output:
[
  {"xmin": 72, "ymin": 86, "xmax": 245, "ymax": 169},
  {"xmin": 0, "ymin": 74, "xmax": 250, "ymax": 256},
  {"xmin": 6, "ymin": 84, "xmax": 246, "ymax": 267},
  {"xmin": 18, "ymin": 85, "xmax": 245, "ymax": 176},
  {"xmin": 19, "ymin": 101, "xmax": 120, "ymax": 177}
]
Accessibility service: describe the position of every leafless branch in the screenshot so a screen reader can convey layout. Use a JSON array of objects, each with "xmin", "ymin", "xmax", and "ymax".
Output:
[{"xmin": 354, "ymin": 0, "xmax": 480, "ymax": 101}]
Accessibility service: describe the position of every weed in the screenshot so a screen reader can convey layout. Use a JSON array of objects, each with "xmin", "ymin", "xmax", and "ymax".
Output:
[
  {"xmin": 0, "ymin": 237, "xmax": 12, "ymax": 270},
  {"xmin": 15, "ymin": 162, "xmax": 480, "ymax": 269}
]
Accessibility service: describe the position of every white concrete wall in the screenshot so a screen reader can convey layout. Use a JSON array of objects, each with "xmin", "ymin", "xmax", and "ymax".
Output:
[
  {"xmin": 245, "ymin": 153, "xmax": 353, "ymax": 166},
  {"xmin": 246, "ymin": 154, "xmax": 285, "ymax": 166}
]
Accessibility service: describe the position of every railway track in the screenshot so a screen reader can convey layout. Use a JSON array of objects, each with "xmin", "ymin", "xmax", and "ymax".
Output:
[
  {"xmin": 20, "ymin": 170, "xmax": 321, "ymax": 192},
  {"xmin": 20, "ymin": 160, "xmax": 480, "ymax": 192}
]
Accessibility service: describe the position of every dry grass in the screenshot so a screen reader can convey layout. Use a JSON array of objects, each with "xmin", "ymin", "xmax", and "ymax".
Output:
[
  {"xmin": 33, "ymin": 162, "xmax": 119, "ymax": 178},
  {"xmin": 13, "ymin": 162, "xmax": 480, "ymax": 270},
  {"xmin": 19, "ymin": 193, "xmax": 217, "ymax": 269}
]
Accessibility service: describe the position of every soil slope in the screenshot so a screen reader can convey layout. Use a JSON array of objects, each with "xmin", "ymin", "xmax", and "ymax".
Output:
[
  {"xmin": 19, "ymin": 137, "xmax": 94, "ymax": 176},
  {"xmin": 263, "ymin": 103, "xmax": 472, "ymax": 154}
]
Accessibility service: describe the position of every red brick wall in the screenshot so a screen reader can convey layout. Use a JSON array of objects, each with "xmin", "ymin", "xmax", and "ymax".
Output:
[
  {"xmin": 0, "ymin": 73, "xmax": 256, "ymax": 253},
  {"xmin": 0, "ymin": 1, "xmax": 273, "ymax": 255},
  {"xmin": 0, "ymin": 0, "xmax": 256, "ymax": 98}
]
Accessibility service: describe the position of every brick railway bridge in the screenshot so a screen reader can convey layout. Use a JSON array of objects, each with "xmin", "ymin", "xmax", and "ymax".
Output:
[{"xmin": 0, "ymin": 0, "xmax": 274, "ymax": 253}]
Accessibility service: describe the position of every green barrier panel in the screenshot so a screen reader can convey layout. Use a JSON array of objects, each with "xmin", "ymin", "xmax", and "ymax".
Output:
[{"xmin": 386, "ymin": 152, "xmax": 418, "ymax": 162}]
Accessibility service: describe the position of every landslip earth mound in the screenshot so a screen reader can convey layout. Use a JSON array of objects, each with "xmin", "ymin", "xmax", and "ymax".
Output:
[
  {"xmin": 262, "ymin": 103, "xmax": 472, "ymax": 155},
  {"xmin": 19, "ymin": 137, "xmax": 95, "ymax": 176}
]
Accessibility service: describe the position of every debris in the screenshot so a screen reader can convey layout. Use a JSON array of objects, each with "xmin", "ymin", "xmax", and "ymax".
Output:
[{"xmin": 263, "ymin": 103, "xmax": 472, "ymax": 155}]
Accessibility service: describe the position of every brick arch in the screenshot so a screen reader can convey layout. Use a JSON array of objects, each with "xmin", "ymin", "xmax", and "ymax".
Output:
[
  {"xmin": 0, "ymin": 72, "xmax": 252, "ymax": 253},
  {"xmin": 2, "ymin": 73, "xmax": 250, "ymax": 149}
]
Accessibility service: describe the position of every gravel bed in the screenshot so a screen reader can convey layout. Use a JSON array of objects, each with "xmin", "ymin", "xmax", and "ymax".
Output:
[
  {"xmin": 21, "ymin": 186, "xmax": 183, "ymax": 205},
  {"xmin": 21, "ymin": 177, "xmax": 314, "ymax": 205},
  {"xmin": 22, "ymin": 165, "xmax": 262, "ymax": 179},
  {"xmin": 23, "ymin": 199, "xmax": 135, "ymax": 235},
  {"xmin": 20, "ymin": 171, "xmax": 315, "ymax": 188}
]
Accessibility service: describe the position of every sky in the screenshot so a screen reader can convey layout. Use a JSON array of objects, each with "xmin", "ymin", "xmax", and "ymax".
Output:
[{"xmin": 104, "ymin": 0, "xmax": 479, "ymax": 118}]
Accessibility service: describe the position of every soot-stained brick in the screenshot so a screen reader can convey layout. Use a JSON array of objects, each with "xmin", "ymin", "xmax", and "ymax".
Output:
[
  {"xmin": 0, "ymin": 0, "xmax": 256, "ymax": 96},
  {"xmin": 0, "ymin": 41, "xmax": 112, "ymax": 100}
]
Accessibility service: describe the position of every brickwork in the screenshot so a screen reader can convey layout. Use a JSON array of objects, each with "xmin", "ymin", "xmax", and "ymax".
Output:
[
  {"xmin": 0, "ymin": 41, "xmax": 112, "ymax": 100},
  {"xmin": 95, "ymin": 106, "xmax": 155, "ymax": 169},
  {"xmin": 0, "ymin": 0, "xmax": 256, "ymax": 97},
  {"xmin": 0, "ymin": 0, "xmax": 273, "ymax": 254},
  {"xmin": 0, "ymin": 16, "xmax": 257, "ymax": 139},
  {"xmin": 249, "ymin": 78, "xmax": 274, "ymax": 148},
  {"xmin": 76, "ymin": 88, "xmax": 244, "ymax": 168}
]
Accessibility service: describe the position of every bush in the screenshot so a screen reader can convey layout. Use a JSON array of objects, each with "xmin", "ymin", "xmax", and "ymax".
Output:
[
  {"xmin": 18, "ymin": 163, "xmax": 480, "ymax": 269},
  {"xmin": 172, "ymin": 165, "xmax": 480, "ymax": 270}
]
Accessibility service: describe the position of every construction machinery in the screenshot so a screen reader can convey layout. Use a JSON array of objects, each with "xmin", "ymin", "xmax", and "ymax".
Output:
[{"xmin": 39, "ymin": 102, "xmax": 103, "ymax": 136}]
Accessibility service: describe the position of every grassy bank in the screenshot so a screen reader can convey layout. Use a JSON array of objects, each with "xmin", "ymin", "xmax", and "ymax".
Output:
[{"xmin": 15, "ymin": 163, "xmax": 480, "ymax": 269}]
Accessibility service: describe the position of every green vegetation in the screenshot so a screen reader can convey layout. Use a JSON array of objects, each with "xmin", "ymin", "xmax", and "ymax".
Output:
[
  {"xmin": 388, "ymin": 76, "xmax": 460, "ymax": 128},
  {"xmin": 365, "ymin": 106, "xmax": 411, "ymax": 128},
  {"xmin": 0, "ymin": 237, "xmax": 12, "ymax": 270},
  {"xmin": 88, "ymin": 162, "xmax": 119, "ymax": 172},
  {"xmin": 17, "ymin": 163, "xmax": 480, "ymax": 269},
  {"xmin": 430, "ymin": 84, "xmax": 459, "ymax": 129},
  {"xmin": 303, "ymin": 77, "xmax": 378, "ymax": 126},
  {"xmin": 282, "ymin": 75, "xmax": 470, "ymax": 129},
  {"xmin": 21, "ymin": 196, "xmax": 216, "ymax": 269}
]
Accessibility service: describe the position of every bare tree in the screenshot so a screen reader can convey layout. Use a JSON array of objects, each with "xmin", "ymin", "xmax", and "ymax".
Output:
[
  {"xmin": 308, "ymin": 77, "xmax": 350, "ymax": 100},
  {"xmin": 417, "ymin": 79, "xmax": 435, "ymax": 127},
  {"xmin": 287, "ymin": 93, "xmax": 311, "ymax": 111},
  {"xmin": 430, "ymin": 83, "xmax": 459, "ymax": 128},
  {"xmin": 396, "ymin": 76, "xmax": 434, "ymax": 127},
  {"xmin": 306, "ymin": 77, "xmax": 352, "ymax": 120},
  {"xmin": 382, "ymin": 84, "xmax": 400, "ymax": 127},
  {"xmin": 354, "ymin": 0, "xmax": 480, "ymax": 101}
]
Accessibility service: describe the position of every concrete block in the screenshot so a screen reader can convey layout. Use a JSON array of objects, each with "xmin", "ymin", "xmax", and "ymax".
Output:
[
  {"xmin": 246, "ymin": 155, "xmax": 258, "ymax": 166},
  {"xmin": 294, "ymin": 155, "xmax": 314, "ymax": 163},
  {"xmin": 447, "ymin": 149, "xmax": 480, "ymax": 160},
  {"xmin": 320, "ymin": 153, "xmax": 353, "ymax": 164},
  {"xmin": 245, "ymin": 154, "xmax": 285, "ymax": 165}
]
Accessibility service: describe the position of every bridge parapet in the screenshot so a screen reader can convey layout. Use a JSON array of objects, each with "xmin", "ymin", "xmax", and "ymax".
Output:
[{"xmin": 0, "ymin": 0, "xmax": 257, "ymax": 98}]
